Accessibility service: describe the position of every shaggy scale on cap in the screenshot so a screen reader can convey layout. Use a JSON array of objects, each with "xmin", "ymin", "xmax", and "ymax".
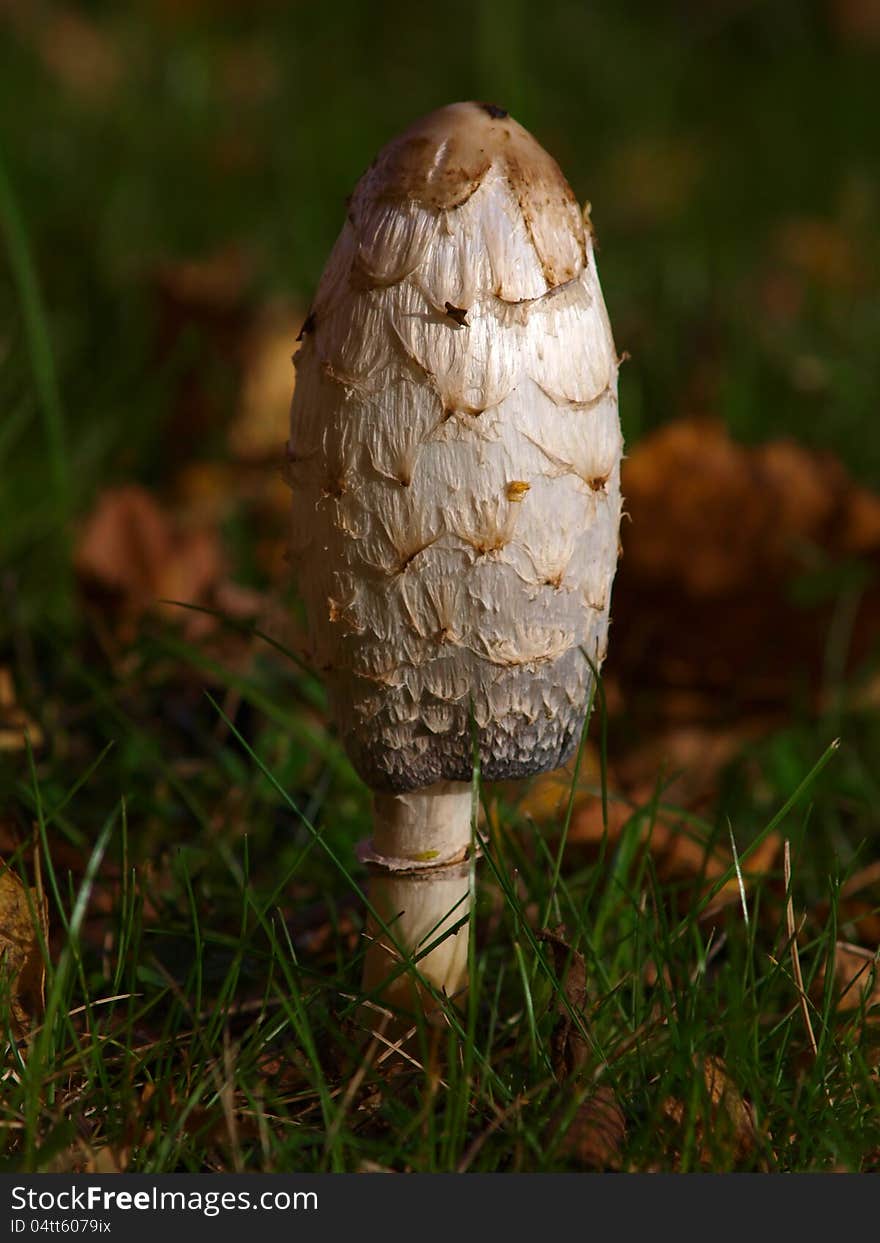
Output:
[{"xmin": 289, "ymin": 102, "xmax": 622, "ymax": 793}]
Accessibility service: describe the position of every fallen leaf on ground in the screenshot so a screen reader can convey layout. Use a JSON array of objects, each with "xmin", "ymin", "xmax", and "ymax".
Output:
[
  {"xmin": 620, "ymin": 419, "xmax": 876, "ymax": 597},
  {"xmin": 570, "ymin": 797, "xmax": 781, "ymax": 917},
  {"xmin": 537, "ymin": 927, "xmax": 589, "ymax": 1078},
  {"xmin": 815, "ymin": 866, "xmax": 880, "ymax": 947},
  {"xmin": 75, "ymin": 485, "xmax": 224, "ymax": 634},
  {"xmin": 86, "ymin": 1146, "xmax": 128, "ymax": 1174},
  {"xmin": 538, "ymin": 927, "xmax": 627, "ymax": 1169},
  {"xmin": 611, "ymin": 418, "xmax": 880, "ymax": 731},
  {"xmin": 702, "ymin": 1055, "xmax": 758, "ymax": 1158},
  {"xmin": 812, "ymin": 941, "xmax": 880, "ymax": 1016},
  {"xmin": 553, "ymin": 1084, "xmax": 626, "ymax": 1170},
  {"xmin": 173, "ymin": 455, "xmax": 291, "ymax": 587},
  {"xmin": 512, "ymin": 744, "xmax": 602, "ymax": 823},
  {"xmin": 519, "ymin": 740, "xmax": 780, "ymax": 919},
  {"xmin": 661, "ymin": 1056, "xmax": 758, "ymax": 1167},
  {"xmin": 0, "ymin": 859, "xmax": 49, "ymax": 1037}
]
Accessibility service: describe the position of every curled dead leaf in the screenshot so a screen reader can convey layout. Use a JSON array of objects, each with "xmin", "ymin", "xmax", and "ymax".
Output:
[{"xmin": 538, "ymin": 926, "xmax": 626, "ymax": 1169}]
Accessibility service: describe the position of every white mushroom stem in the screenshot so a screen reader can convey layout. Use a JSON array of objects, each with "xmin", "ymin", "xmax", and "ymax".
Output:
[
  {"xmin": 359, "ymin": 782, "xmax": 472, "ymax": 1019},
  {"xmin": 369, "ymin": 781, "xmax": 473, "ymax": 869},
  {"xmin": 362, "ymin": 859, "xmax": 472, "ymax": 1020}
]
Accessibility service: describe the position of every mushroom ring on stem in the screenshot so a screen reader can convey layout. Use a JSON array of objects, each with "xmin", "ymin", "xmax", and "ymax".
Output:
[{"xmin": 289, "ymin": 101, "xmax": 622, "ymax": 1018}]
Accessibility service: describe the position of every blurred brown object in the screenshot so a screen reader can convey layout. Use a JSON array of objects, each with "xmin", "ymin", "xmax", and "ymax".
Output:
[
  {"xmin": 517, "ymin": 732, "xmax": 782, "ymax": 921},
  {"xmin": 0, "ymin": 667, "xmax": 43, "ymax": 752},
  {"xmin": 153, "ymin": 246, "xmax": 253, "ymax": 464},
  {"xmin": 1, "ymin": 5, "xmax": 122, "ymax": 104},
  {"xmin": 812, "ymin": 940, "xmax": 880, "ymax": 1016},
  {"xmin": 775, "ymin": 217, "xmax": 860, "ymax": 290},
  {"xmin": 609, "ymin": 418, "xmax": 880, "ymax": 729},
  {"xmin": 554, "ymin": 1085, "xmax": 626, "ymax": 1171},
  {"xmin": 620, "ymin": 418, "xmax": 879, "ymax": 596},
  {"xmin": 229, "ymin": 303, "xmax": 303, "ymax": 463},
  {"xmin": 660, "ymin": 1056, "xmax": 758, "ymax": 1168},
  {"xmin": 75, "ymin": 484, "xmax": 224, "ymax": 635},
  {"xmin": 605, "ymin": 137, "xmax": 702, "ymax": 228},
  {"xmin": 829, "ymin": 0, "xmax": 880, "ymax": 43}
]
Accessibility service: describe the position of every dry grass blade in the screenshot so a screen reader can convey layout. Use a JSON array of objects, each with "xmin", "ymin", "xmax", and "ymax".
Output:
[
  {"xmin": 784, "ymin": 839, "xmax": 818, "ymax": 1058},
  {"xmin": 215, "ymin": 1028, "xmax": 243, "ymax": 1173}
]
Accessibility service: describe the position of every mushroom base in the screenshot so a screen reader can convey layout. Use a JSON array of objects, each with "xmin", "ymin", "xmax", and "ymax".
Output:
[
  {"xmin": 358, "ymin": 781, "xmax": 473, "ymax": 1030},
  {"xmin": 360, "ymin": 857, "xmax": 472, "ymax": 1024}
]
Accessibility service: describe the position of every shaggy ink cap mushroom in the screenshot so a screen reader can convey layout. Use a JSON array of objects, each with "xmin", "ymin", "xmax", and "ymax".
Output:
[{"xmin": 289, "ymin": 101, "xmax": 622, "ymax": 799}]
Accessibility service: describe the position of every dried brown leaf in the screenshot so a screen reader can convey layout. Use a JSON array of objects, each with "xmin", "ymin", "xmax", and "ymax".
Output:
[
  {"xmin": 813, "ymin": 941, "xmax": 880, "ymax": 1016},
  {"xmin": 0, "ymin": 859, "xmax": 48, "ymax": 1037},
  {"xmin": 830, "ymin": 0, "xmax": 880, "ymax": 42},
  {"xmin": 539, "ymin": 928, "xmax": 627, "ymax": 1169},
  {"xmin": 620, "ymin": 419, "xmax": 854, "ymax": 599},
  {"xmin": 703, "ymin": 1056, "xmax": 758, "ymax": 1160},
  {"xmin": 87, "ymin": 1147, "xmax": 128, "ymax": 1174},
  {"xmin": 75, "ymin": 485, "xmax": 224, "ymax": 630},
  {"xmin": 512, "ymin": 743, "xmax": 602, "ymax": 823},
  {"xmin": 554, "ymin": 1084, "xmax": 626, "ymax": 1170},
  {"xmin": 562, "ymin": 776, "xmax": 782, "ymax": 918},
  {"xmin": 661, "ymin": 1056, "xmax": 757, "ymax": 1168},
  {"xmin": 611, "ymin": 417, "xmax": 880, "ymax": 751},
  {"xmin": 537, "ymin": 927, "xmax": 589, "ymax": 1078}
]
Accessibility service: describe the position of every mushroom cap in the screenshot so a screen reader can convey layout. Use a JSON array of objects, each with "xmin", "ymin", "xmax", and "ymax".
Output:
[{"xmin": 289, "ymin": 102, "xmax": 622, "ymax": 792}]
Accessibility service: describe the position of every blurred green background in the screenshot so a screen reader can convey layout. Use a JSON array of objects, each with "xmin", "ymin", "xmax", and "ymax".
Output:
[{"xmin": 2, "ymin": 0, "xmax": 879, "ymax": 624}]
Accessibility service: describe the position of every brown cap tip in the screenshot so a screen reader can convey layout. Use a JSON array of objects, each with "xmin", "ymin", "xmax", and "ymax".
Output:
[{"xmin": 351, "ymin": 101, "xmax": 586, "ymax": 288}]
